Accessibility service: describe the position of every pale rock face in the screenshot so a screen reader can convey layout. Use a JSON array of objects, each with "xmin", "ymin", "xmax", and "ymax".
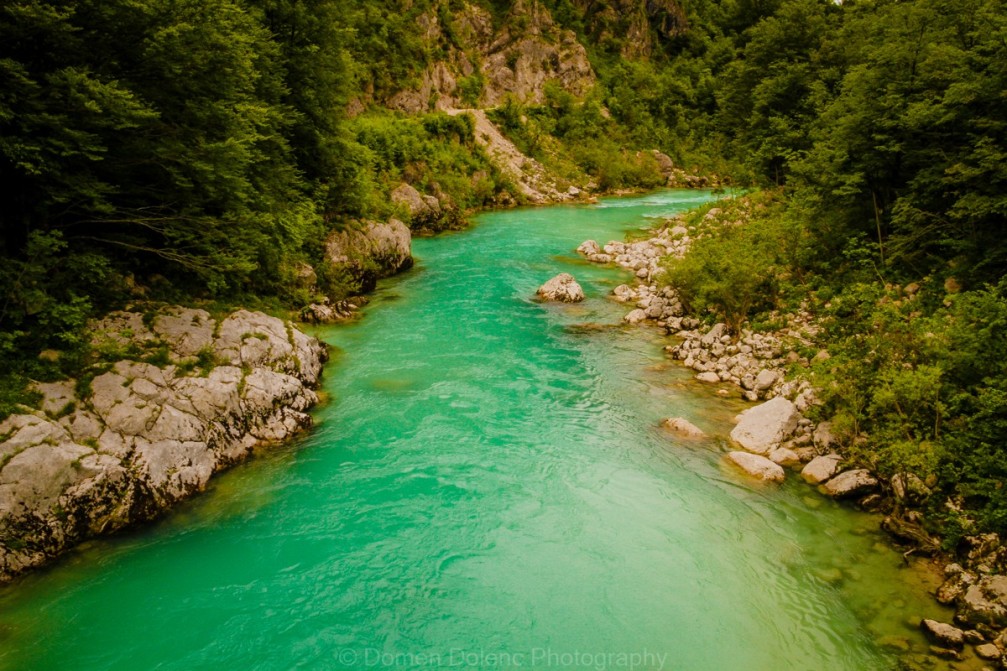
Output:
[
  {"xmin": 729, "ymin": 397, "xmax": 801, "ymax": 455},
  {"xmin": 537, "ymin": 273, "xmax": 585, "ymax": 303},
  {"xmin": 0, "ymin": 306, "xmax": 328, "ymax": 582},
  {"xmin": 725, "ymin": 451, "xmax": 786, "ymax": 483},
  {"xmin": 812, "ymin": 421, "xmax": 839, "ymax": 450},
  {"xmin": 391, "ymin": 183, "xmax": 443, "ymax": 227},
  {"xmin": 152, "ymin": 307, "xmax": 215, "ymax": 357},
  {"xmin": 30, "ymin": 380, "xmax": 76, "ymax": 416}
]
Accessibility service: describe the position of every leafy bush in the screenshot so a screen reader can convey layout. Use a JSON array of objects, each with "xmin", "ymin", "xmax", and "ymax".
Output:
[
  {"xmin": 662, "ymin": 196, "xmax": 790, "ymax": 332},
  {"xmin": 814, "ymin": 278, "xmax": 1007, "ymax": 534}
]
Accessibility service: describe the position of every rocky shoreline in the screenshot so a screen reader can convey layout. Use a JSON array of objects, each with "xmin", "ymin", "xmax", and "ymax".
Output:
[
  {"xmin": 0, "ymin": 307, "xmax": 327, "ymax": 582},
  {"xmin": 0, "ymin": 201, "xmax": 433, "ymax": 582},
  {"xmin": 569, "ymin": 206, "xmax": 1007, "ymax": 669}
]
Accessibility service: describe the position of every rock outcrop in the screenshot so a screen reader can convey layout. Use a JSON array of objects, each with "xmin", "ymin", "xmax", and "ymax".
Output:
[
  {"xmin": 957, "ymin": 575, "xmax": 1007, "ymax": 627},
  {"xmin": 324, "ymin": 219, "xmax": 413, "ymax": 293},
  {"xmin": 537, "ymin": 273, "xmax": 585, "ymax": 302},
  {"xmin": 0, "ymin": 306, "xmax": 327, "ymax": 581},
  {"xmin": 390, "ymin": 183, "xmax": 459, "ymax": 231}
]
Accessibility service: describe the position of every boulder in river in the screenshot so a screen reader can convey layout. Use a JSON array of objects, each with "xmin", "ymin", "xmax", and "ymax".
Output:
[
  {"xmin": 729, "ymin": 396, "xmax": 800, "ymax": 456},
  {"xmin": 919, "ymin": 619, "xmax": 965, "ymax": 649},
  {"xmin": 820, "ymin": 469, "xmax": 878, "ymax": 499},
  {"xmin": 537, "ymin": 273, "xmax": 585, "ymax": 302},
  {"xmin": 769, "ymin": 447, "xmax": 801, "ymax": 468},
  {"xmin": 662, "ymin": 418, "xmax": 706, "ymax": 439},
  {"xmin": 725, "ymin": 451, "xmax": 786, "ymax": 483},
  {"xmin": 623, "ymin": 309, "xmax": 647, "ymax": 324}
]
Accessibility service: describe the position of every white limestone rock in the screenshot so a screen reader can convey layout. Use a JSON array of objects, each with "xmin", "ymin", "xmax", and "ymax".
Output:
[
  {"xmin": 729, "ymin": 396, "xmax": 801, "ymax": 456},
  {"xmin": 801, "ymin": 454, "xmax": 843, "ymax": 484},
  {"xmin": 725, "ymin": 451, "xmax": 786, "ymax": 483},
  {"xmin": 537, "ymin": 273, "xmax": 585, "ymax": 303}
]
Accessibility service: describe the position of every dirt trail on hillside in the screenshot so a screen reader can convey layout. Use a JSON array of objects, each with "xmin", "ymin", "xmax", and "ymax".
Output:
[{"xmin": 447, "ymin": 108, "xmax": 577, "ymax": 204}]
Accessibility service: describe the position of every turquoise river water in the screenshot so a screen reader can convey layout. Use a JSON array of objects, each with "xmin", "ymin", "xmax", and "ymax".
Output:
[{"xmin": 0, "ymin": 191, "xmax": 965, "ymax": 670}]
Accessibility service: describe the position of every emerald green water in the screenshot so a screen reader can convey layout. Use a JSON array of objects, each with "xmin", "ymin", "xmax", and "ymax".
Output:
[{"xmin": 1, "ymin": 191, "xmax": 960, "ymax": 670}]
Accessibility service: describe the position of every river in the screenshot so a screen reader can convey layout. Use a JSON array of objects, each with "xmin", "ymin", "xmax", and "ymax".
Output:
[{"xmin": 0, "ymin": 190, "xmax": 959, "ymax": 670}]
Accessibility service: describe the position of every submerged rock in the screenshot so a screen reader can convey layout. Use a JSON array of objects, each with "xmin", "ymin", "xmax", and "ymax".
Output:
[
  {"xmin": 537, "ymin": 273, "xmax": 585, "ymax": 302},
  {"xmin": 0, "ymin": 307, "xmax": 328, "ymax": 582},
  {"xmin": 725, "ymin": 451, "xmax": 786, "ymax": 483},
  {"xmin": 729, "ymin": 397, "xmax": 800, "ymax": 456},
  {"xmin": 662, "ymin": 417, "xmax": 706, "ymax": 439}
]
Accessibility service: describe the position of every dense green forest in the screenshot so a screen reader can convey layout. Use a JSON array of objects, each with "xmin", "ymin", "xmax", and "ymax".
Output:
[{"xmin": 2, "ymin": 0, "xmax": 1006, "ymax": 540}]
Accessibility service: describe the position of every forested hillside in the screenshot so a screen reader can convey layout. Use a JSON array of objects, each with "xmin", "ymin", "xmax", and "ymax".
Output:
[{"xmin": 2, "ymin": 0, "xmax": 1006, "ymax": 539}]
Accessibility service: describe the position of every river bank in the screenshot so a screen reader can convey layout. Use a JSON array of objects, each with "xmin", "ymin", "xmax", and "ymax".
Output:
[{"xmin": 570, "ymin": 193, "xmax": 1007, "ymax": 669}]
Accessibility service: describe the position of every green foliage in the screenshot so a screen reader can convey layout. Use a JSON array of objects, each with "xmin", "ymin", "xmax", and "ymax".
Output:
[
  {"xmin": 456, "ymin": 73, "xmax": 484, "ymax": 107},
  {"xmin": 348, "ymin": 110, "xmax": 507, "ymax": 220},
  {"xmin": 812, "ymin": 279, "xmax": 1007, "ymax": 534},
  {"xmin": 0, "ymin": 375, "xmax": 42, "ymax": 422},
  {"xmin": 662, "ymin": 194, "xmax": 791, "ymax": 332},
  {"xmin": 488, "ymin": 92, "xmax": 667, "ymax": 191}
]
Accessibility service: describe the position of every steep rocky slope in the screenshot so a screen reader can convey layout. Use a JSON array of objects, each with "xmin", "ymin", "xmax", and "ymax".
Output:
[{"xmin": 381, "ymin": 0, "xmax": 596, "ymax": 113}]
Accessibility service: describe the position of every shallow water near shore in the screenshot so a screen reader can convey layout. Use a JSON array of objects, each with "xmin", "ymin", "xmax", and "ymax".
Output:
[{"xmin": 0, "ymin": 190, "xmax": 967, "ymax": 669}]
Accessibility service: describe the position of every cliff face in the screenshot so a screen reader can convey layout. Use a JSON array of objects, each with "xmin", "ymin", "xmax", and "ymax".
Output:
[{"xmin": 384, "ymin": 0, "xmax": 596, "ymax": 113}]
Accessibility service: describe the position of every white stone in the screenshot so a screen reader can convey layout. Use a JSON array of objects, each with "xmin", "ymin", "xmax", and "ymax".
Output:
[
  {"xmin": 537, "ymin": 273, "xmax": 585, "ymax": 303},
  {"xmin": 801, "ymin": 454, "xmax": 842, "ymax": 484},
  {"xmin": 729, "ymin": 397, "xmax": 800, "ymax": 455},
  {"xmin": 821, "ymin": 469, "xmax": 878, "ymax": 498},
  {"xmin": 726, "ymin": 452, "xmax": 786, "ymax": 483}
]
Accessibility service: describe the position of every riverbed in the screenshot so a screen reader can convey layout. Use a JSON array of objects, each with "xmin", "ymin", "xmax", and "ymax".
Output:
[{"xmin": 0, "ymin": 190, "xmax": 959, "ymax": 670}]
